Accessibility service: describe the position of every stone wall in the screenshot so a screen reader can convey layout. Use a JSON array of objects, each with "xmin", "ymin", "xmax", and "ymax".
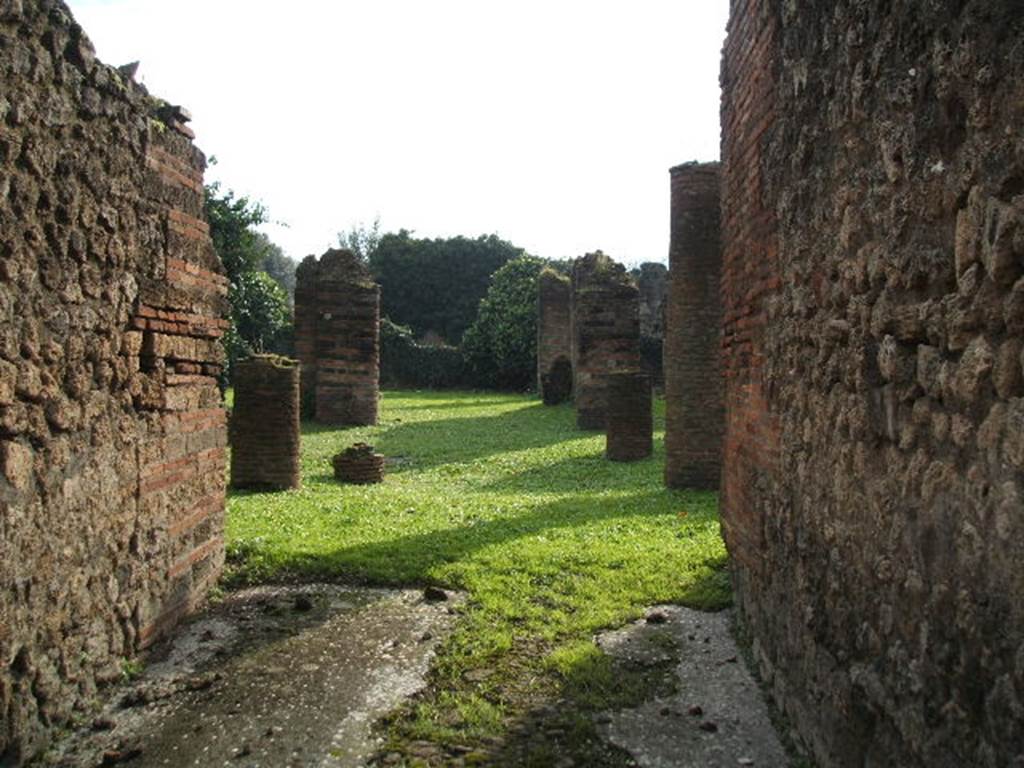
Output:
[
  {"xmin": 230, "ymin": 356, "xmax": 300, "ymax": 490},
  {"xmin": 637, "ymin": 262, "xmax": 668, "ymax": 339},
  {"xmin": 0, "ymin": 1, "xmax": 228, "ymax": 761},
  {"xmin": 721, "ymin": 0, "xmax": 1024, "ymax": 765},
  {"xmin": 664, "ymin": 162, "xmax": 723, "ymax": 490},
  {"xmin": 294, "ymin": 249, "xmax": 380, "ymax": 426},
  {"xmin": 536, "ymin": 268, "xmax": 572, "ymax": 404},
  {"xmin": 570, "ymin": 252, "xmax": 641, "ymax": 430}
]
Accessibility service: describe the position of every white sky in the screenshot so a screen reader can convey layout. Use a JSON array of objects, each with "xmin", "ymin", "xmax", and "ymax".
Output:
[{"xmin": 66, "ymin": 0, "xmax": 727, "ymax": 266}]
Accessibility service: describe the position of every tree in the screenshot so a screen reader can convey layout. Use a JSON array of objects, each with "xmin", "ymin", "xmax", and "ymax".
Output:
[
  {"xmin": 462, "ymin": 255, "xmax": 546, "ymax": 391},
  {"xmin": 369, "ymin": 231, "xmax": 525, "ymax": 343},
  {"xmin": 203, "ymin": 182, "xmax": 267, "ymax": 282},
  {"xmin": 229, "ymin": 271, "xmax": 291, "ymax": 354},
  {"xmin": 337, "ymin": 217, "xmax": 382, "ymax": 262},
  {"xmin": 255, "ymin": 232, "xmax": 296, "ymax": 300},
  {"xmin": 204, "ymin": 183, "xmax": 292, "ymax": 381}
]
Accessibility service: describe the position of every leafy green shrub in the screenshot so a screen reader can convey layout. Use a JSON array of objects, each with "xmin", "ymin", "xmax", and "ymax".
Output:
[
  {"xmin": 380, "ymin": 318, "xmax": 471, "ymax": 389},
  {"xmin": 370, "ymin": 231, "xmax": 525, "ymax": 343},
  {"xmin": 462, "ymin": 256, "xmax": 546, "ymax": 391},
  {"xmin": 223, "ymin": 270, "xmax": 293, "ymax": 382},
  {"xmin": 204, "ymin": 182, "xmax": 293, "ymax": 385}
]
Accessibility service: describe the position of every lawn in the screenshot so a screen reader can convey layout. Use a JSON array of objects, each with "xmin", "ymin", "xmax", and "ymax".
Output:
[{"xmin": 225, "ymin": 389, "xmax": 729, "ymax": 764}]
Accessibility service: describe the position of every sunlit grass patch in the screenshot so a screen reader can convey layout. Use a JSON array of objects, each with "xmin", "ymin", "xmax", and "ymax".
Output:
[{"xmin": 226, "ymin": 389, "xmax": 729, "ymax": 763}]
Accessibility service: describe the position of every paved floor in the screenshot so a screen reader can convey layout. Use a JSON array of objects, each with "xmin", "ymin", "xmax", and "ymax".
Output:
[
  {"xmin": 44, "ymin": 585, "xmax": 460, "ymax": 768},
  {"xmin": 596, "ymin": 606, "xmax": 791, "ymax": 768}
]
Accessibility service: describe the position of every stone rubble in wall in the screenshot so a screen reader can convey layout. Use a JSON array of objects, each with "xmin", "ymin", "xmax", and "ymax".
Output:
[
  {"xmin": 719, "ymin": 1, "xmax": 1024, "ymax": 765},
  {"xmin": 1, "ymin": 1, "xmax": 228, "ymax": 760}
]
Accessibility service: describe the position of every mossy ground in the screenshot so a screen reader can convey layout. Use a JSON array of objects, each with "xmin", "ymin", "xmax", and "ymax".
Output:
[{"xmin": 226, "ymin": 390, "xmax": 730, "ymax": 765}]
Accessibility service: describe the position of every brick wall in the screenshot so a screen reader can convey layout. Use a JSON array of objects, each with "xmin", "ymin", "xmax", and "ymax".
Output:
[
  {"xmin": 230, "ymin": 356, "xmax": 300, "ymax": 490},
  {"xmin": 294, "ymin": 249, "xmax": 380, "ymax": 426},
  {"xmin": 663, "ymin": 162, "xmax": 723, "ymax": 490},
  {"xmin": 570, "ymin": 253, "xmax": 641, "ymax": 430},
  {"xmin": 0, "ymin": 2, "xmax": 227, "ymax": 761},
  {"xmin": 719, "ymin": 0, "xmax": 781, "ymax": 574},
  {"xmin": 537, "ymin": 268, "xmax": 572, "ymax": 403},
  {"xmin": 721, "ymin": 0, "xmax": 1024, "ymax": 764}
]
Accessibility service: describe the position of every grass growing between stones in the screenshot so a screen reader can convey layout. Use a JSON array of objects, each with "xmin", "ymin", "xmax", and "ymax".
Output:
[{"xmin": 226, "ymin": 390, "xmax": 729, "ymax": 766}]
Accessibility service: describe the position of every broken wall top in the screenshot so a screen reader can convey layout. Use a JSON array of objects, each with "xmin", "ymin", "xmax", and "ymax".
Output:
[
  {"xmin": 297, "ymin": 249, "xmax": 376, "ymax": 288},
  {"xmin": 571, "ymin": 251, "xmax": 636, "ymax": 295}
]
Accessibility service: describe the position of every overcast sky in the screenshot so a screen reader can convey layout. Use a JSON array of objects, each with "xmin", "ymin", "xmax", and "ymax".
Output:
[{"xmin": 66, "ymin": 0, "xmax": 727, "ymax": 266}]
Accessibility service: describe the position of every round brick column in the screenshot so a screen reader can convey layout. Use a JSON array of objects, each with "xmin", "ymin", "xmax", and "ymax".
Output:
[
  {"xmin": 605, "ymin": 371, "xmax": 653, "ymax": 461},
  {"xmin": 230, "ymin": 355, "xmax": 301, "ymax": 490},
  {"xmin": 664, "ymin": 162, "xmax": 722, "ymax": 489}
]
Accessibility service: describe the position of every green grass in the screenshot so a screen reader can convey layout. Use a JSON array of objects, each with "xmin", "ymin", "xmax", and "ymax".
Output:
[{"xmin": 226, "ymin": 389, "xmax": 729, "ymax": 763}]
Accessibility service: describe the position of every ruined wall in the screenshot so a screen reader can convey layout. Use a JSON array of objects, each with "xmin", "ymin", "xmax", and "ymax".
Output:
[
  {"xmin": 537, "ymin": 268, "xmax": 572, "ymax": 404},
  {"xmin": 664, "ymin": 162, "xmax": 723, "ymax": 490},
  {"xmin": 637, "ymin": 262, "xmax": 668, "ymax": 390},
  {"xmin": 570, "ymin": 253, "xmax": 641, "ymax": 430},
  {"xmin": 721, "ymin": 1, "xmax": 1024, "ymax": 765},
  {"xmin": 637, "ymin": 262, "xmax": 668, "ymax": 339},
  {"xmin": 230, "ymin": 356, "xmax": 300, "ymax": 490},
  {"xmin": 0, "ymin": 2, "xmax": 227, "ymax": 761},
  {"xmin": 294, "ymin": 249, "xmax": 379, "ymax": 426}
]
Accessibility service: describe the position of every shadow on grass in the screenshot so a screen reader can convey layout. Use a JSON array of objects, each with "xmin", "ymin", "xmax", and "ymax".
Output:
[
  {"xmin": 235, "ymin": 487, "xmax": 717, "ymax": 587},
  {"xmin": 386, "ymin": 395, "xmax": 528, "ymax": 411},
  {"xmin": 357, "ymin": 403, "xmax": 586, "ymax": 474},
  {"xmin": 291, "ymin": 405, "xmax": 578, "ymax": 478},
  {"xmin": 479, "ymin": 440, "xmax": 668, "ymax": 495}
]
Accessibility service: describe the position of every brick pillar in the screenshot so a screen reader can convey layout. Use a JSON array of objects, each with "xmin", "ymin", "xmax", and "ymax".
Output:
[
  {"xmin": 230, "ymin": 356, "xmax": 301, "ymax": 490},
  {"xmin": 663, "ymin": 162, "xmax": 723, "ymax": 490},
  {"xmin": 293, "ymin": 249, "xmax": 380, "ymax": 426},
  {"xmin": 570, "ymin": 252, "xmax": 641, "ymax": 430},
  {"xmin": 294, "ymin": 256, "xmax": 318, "ymax": 417},
  {"xmin": 605, "ymin": 371, "xmax": 652, "ymax": 461},
  {"xmin": 537, "ymin": 268, "xmax": 573, "ymax": 404}
]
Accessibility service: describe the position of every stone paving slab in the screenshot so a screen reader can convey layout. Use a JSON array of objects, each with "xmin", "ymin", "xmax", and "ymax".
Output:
[
  {"xmin": 596, "ymin": 605, "xmax": 792, "ymax": 768},
  {"xmin": 42, "ymin": 584, "xmax": 460, "ymax": 768}
]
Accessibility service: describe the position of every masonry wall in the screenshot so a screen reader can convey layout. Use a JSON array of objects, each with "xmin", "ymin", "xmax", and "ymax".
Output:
[
  {"xmin": 664, "ymin": 163, "xmax": 723, "ymax": 490},
  {"xmin": 721, "ymin": 1, "xmax": 1024, "ymax": 765},
  {"xmin": 637, "ymin": 262, "xmax": 668, "ymax": 340},
  {"xmin": 230, "ymin": 356, "xmax": 300, "ymax": 490},
  {"xmin": 294, "ymin": 249, "xmax": 380, "ymax": 426},
  {"xmin": 570, "ymin": 253, "xmax": 641, "ymax": 430},
  {"xmin": 0, "ymin": 2, "xmax": 228, "ymax": 761},
  {"xmin": 537, "ymin": 269, "xmax": 572, "ymax": 403}
]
